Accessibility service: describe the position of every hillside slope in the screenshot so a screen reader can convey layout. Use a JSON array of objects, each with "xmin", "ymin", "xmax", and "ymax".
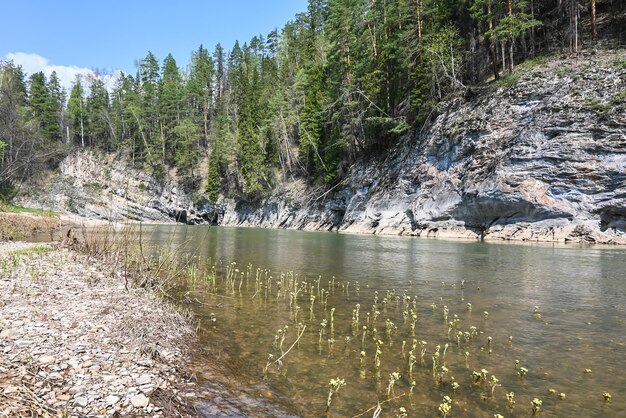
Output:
[
  {"xmin": 20, "ymin": 51, "xmax": 626, "ymax": 244},
  {"xmin": 222, "ymin": 51, "xmax": 626, "ymax": 244}
]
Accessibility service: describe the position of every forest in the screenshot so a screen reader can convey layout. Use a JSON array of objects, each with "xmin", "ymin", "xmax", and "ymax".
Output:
[{"xmin": 1, "ymin": 0, "xmax": 623, "ymax": 203}]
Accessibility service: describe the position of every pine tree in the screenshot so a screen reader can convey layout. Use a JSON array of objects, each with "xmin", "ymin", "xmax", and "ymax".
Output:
[
  {"xmin": 28, "ymin": 72, "xmax": 61, "ymax": 142},
  {"xmin": 67, "ymin": 76, "xmax": 87, "ymax": 147},
  {"xmin": 159, "ymin": 54, "xmax": 183, "ymax": 163}
]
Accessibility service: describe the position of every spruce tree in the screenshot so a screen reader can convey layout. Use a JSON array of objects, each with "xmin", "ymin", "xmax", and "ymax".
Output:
[
  {"xmin": 47, "ymin": 71, "xmax": 66, "ymax": 142},
  {"xmin": 67, "ymin": 76, "xmax": 86, "ymax": 146},
  {"xmin": 159, "ymin": 54, "xmax": 183, "ymax": 163},
  {"xmin": 28, "ymin": 72, "xmax": 61, "ymax": 142}
]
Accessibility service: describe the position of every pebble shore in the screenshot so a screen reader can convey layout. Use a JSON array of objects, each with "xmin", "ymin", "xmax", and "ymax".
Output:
[{"xmin": 0, "ymin": 242, "xmax": 196, "ymax": 417}]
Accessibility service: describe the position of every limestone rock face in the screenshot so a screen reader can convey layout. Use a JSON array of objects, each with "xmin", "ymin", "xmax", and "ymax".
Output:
[
  {"xmin": 19, "ymin": 151, "xmax": 217, "ymax": 225},
  {"xmin": 19, "ymin": 53, "xmax": 625, "ymax": 244},
  {"xmin": 222, "ymin": 53, "xmax": 626, "ymax": 244}
]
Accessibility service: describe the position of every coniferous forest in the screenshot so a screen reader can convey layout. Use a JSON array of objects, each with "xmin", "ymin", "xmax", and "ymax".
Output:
[{"xmin": 1, "ymin": 0, "xmax": 624, "ymax": 203}]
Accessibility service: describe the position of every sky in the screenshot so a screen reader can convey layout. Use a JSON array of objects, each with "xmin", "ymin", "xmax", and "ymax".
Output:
[{"xmin": 1, "ymin": 0, "xmax": 309, "ymax": 90}]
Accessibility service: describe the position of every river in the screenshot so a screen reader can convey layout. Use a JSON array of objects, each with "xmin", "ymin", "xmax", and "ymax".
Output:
[{"xmin": 106, "ymin": 225, "xmax": 626, "ymax": 417}]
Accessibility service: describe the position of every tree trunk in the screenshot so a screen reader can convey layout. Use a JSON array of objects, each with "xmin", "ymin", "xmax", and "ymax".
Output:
[
  {"xmin": 530, "ymin": 0, "xmax": 536, "ymax": 56},
  {"xmin": 80, "ymin": 118, "xmax": 84, "ymax": 147},
  {"xmin": 508, "ymin": 0, "xmax": 514, "ymax": 73},
  {"xmin": 591, "ymin": 0, "xmax": 597, "ymax": 41},
  {"xmin": 204, "ymin": 105, "xmax": 209, "ymax": 142},
  {"xmin": 416, "ymin": 0, "xmax": 423, "ymax": 45},
  {"xmin": 570, "ymin": 0, "xmax": 579, "ymax": 54},
  {"xmin": 488, "ymin": 1, "xmax": 499, "ymax": 80},
  {"xmin": 79, "ymin": 98, "xmax": 85, "ymax": 147},
  {"xmin": 574, "ymin": 0, "xmax": 579, "ymax": 53},
  {"xmin": 160, "ymin": 121, "xmax": 165, "ymax": 160}
]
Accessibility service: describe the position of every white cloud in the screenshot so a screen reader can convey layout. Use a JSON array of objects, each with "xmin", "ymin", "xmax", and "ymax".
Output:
[{"xmin": 4, "ymin": 52, "xmax": 121, "ymax": 92}]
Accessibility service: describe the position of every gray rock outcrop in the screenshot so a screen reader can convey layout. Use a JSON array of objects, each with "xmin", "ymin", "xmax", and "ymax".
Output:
[
  {"xmin": 19, "ymin": 151, "xmax": 217, "ymax": 225},
  {"xmin": 221, "ymin": 52, "xmax": 626, "ymax": 244}
]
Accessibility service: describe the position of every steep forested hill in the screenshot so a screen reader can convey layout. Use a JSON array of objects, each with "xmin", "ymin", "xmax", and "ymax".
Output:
[{"xmin": 2, "ymin": 1, "xmax": 625, "ymax": 242}]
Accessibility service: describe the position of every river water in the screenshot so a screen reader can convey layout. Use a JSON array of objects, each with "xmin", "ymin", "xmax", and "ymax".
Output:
[{"xmin": 130, "ymin": 225, "xmax": 626, "ymax": 417}]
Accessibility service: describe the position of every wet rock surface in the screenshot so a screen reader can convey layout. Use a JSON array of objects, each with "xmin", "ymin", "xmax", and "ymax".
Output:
[{"xmin": 0, "ymin": 242, "xmax": 195, "ymax": 417}]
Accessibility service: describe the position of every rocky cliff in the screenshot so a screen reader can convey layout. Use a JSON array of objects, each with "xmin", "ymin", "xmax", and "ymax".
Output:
[
  {"xmin": 18, "ymin": 151, "xmax": 216, "ymax": 225},
  {"xmin": 20, "ymin": 51, "xmax": 626, "ymax": 244},
  {"xmin": 222, "ymin": 51, "xmax": 626, "ymax": 244}
]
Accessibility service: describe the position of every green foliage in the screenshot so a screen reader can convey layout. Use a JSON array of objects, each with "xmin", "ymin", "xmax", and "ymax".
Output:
[
  {"xmin": 0, "ymin": 182, "xmax": 17, "ymax": 203},
  {"xmin": 174, "ymin": 118, "xmax": 200, "ymax": 188},
  {"xmin": 159, "ymin": 54, "xmax": 183, "ymax": 163},
  {"xmin": 494, "ymin": 72, "xmax": 521, "ymax": 89},
  {"xmin": 28, "ymin": 72, "xmax": 62, "ymax": 141},
  {"xmin": 87, "ymin": 78, "xmax": 111, "ymax": 148},
  {"xmin": 363, "ymin": 117, "xmax": 410, "ymax": 152},
  {"xmin": 67, "ymin": 76, "xmax": 87, "ymax": 145},
  {"xmin": 612, "ymin": 58, "xmax": 626, "ymax": 69},
  {"xmin": 610, "ymin": 90, "xmax": 626, "ymax": 107},
  {"xmin": 490, "ymin": 5, "xmax": 542, "ymax": 44},
  {"xmin": 206, "ymin": 148, "xmax": 220, "ymax": 203},
  {"xmin": 10, "ymin": 0, "xmax": 604, "ymax": 205},
  {"xmin": 0, "ymin": 203, "xmax": 58, "ymax": 217}
]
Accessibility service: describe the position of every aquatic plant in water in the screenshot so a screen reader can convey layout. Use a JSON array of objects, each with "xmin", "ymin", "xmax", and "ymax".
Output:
[
  {"xmin": 506, "ymin": 391, "xmax": 516, "ymax": 408},
  {"xmin": 438, "ymin": 395, "xmax": 452, "ymax": 417},
  {"xmin": 327, "ymin": 377, "xmax": 346, "ymax": 411},
  {"xmin": 386, "ymin": 372, "xmax": 401, "ymax": 397}
]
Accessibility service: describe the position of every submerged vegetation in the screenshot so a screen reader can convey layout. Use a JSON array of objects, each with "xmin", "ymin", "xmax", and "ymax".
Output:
[{"xmin": 172, "ymin": 252, "xmax": 623, "ymax": 417}]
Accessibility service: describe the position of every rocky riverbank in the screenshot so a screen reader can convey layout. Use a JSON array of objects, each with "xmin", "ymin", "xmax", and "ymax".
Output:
[
  {"xmin": 0, "ymin": 242, "xmax": 197, "ymax": 417},
  {"xmin": 17, "ymin": 50, "xmax": 626, "ymax": 245},
  {"xmin": 221, "ymin": 50, "xmax": 626, "ymax": 245}
]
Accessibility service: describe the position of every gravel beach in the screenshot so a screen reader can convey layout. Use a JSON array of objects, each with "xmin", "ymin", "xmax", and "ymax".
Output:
[{"xmin": 0, "ymin": 242, "xmax": 197, "ymax": 417}]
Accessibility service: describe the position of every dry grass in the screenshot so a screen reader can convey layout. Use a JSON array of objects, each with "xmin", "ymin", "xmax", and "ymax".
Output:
[
  {"xmin": 63, "ymin": 223, "xmax": 194, "ymax": 293},
  {"xmin": 0, "ymin": 212, "xmax": 62, "ymax": 241}
]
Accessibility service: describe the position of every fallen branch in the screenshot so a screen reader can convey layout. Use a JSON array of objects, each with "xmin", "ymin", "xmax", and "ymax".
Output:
[
  {"xmin": 352, "ymin": 393, "xmax": 407, "ymax": 418},
  {"xmin": 273, "ymin": 325, "xmax": 307, "ymax": 366}
]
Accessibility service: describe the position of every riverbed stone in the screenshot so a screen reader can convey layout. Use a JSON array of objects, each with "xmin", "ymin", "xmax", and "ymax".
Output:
[
  {"xmin": 130, "ymin": 393, "xmax": 149, "ymax": 408},
  {"xmin": 0, "ymin": 242, "xmax": 195, "ymax": 417},
  {"xmin": 135, "ymin": 374, "xmax": 152, "ymax": 385},
  {"xmin": 73, "ymin": 396, "xmax": 88, "ymax": 407},
  {"xmin": 39, "ymin": 355, "xmax": 55, "ymax": 364},
  {"xmin": 69, "ymin": 385, "xmax": 86, "ymax": 395}
]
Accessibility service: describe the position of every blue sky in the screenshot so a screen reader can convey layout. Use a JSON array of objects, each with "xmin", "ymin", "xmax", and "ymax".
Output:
[{"xmin": 1, "ymin": 0, "xmax": 308, "ymax": 88}]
